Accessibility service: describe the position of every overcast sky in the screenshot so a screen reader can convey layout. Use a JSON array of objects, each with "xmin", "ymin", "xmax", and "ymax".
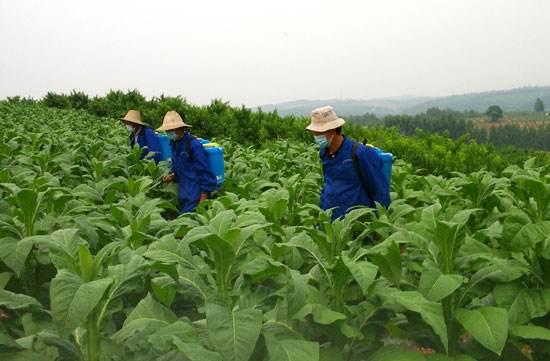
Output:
[{"xmin": 1, "ymin": 0, "xmax": 549, "ymax": 106}]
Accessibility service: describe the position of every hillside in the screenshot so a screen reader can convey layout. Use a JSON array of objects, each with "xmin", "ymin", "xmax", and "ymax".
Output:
[
  {"xmin": 259, "ymin": 96, "xmax": 432, "ymax": 116},
  {"xmin": 259, "ymin": 86, "xmax": 550, "ymax": 116}
]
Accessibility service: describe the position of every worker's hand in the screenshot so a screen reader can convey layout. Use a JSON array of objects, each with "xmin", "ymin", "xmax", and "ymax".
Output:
[
  {"xmin": 163, "ymin": 174, "xmax": 175, "ymax": 183},
  {"xmin": 199, "ymin": 192, "xmax": 208, "ymax": 203}
]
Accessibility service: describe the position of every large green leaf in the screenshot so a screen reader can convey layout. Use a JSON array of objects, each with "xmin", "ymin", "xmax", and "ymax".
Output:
[
  {"xmin": 420, "ymin": 203, "xmax": 442, "ymax": 231},
  {"xmin": 494, "ymin": 284, "xmax": 550, "ymax": 325},
  {"xmin": 455, "ymin": 307, "xmax": 508, "ymax": 356},
  {"xmin": 370, "ymin": 241, "xmax": 401, "ymax": 286},
  {"xmin": 124, "ymin": 293, "xmax": 177, "ymax": 325},
  {"xmin": 281, "ymin": 232, "xmax": 324, "ymax": 265},
  {"xmin": 148, "ymin": 320, "xmax": 198, "ymax": 352},
  {"xmin": 511, "ymin": 175, "xmax": 549, "ymax": 219},
  {"xmin": 151, "ymin": 277, "xmax": 176, "ymax": 307},
  {"xmin": 503, "ymin": 221, "xmax": 550, "ymax": 251},
  {"xmin": 207, "ymin": 210, "xmax": 237, "ymax": 238},
  {"xmin": 205, "ymin": 303, "xmax": 263, "ymax": 361},
  {"xmin": 279, "ymin": 232, "xmax": 329, "ymax": 281},
  {"xmin": 419, "ymin": 268, "xmax": 463, "ymax": 301},
  {"xmin": 450, "ymin": 209, "xmax": 482, "ymax": 225},
  {"xmin": 112, "ymin": 293, "xmax": 177, "ymax": 343},
  {"xmin": 287, "ymin": 270, "xmax": 308, "ymax": 319},
  {"xmin": 0, "ymin": 289, "xmax": 42, "ymax": 310},
  {"xmin": 50, "ymin": 270, "xmax": 112, "ymax": 336},
  {"xmin": 432, "ymin": 220, "xmax": 466, "ymax": 273},
  {"xmin": 187, "ymin": 230, "xmax": 235, "ymax": 294},
  {"xmin": 243, "ymin": 255, "xmax": 286, "ymax": 282},
  {"xmin": 293, "ymin": 304, "xmax": 347, "ymax": 325},
  {"xmin": 0, "ymin": 238, "xmax": 18, "ymax": 273},
  {"xmin": 464, "ymin": 259, "xmax": 529, "ymax": 298},
  {"xmin": 78, "ymin": 245, "xmax": 95, "ymax": 282},
  {"xmin": 380, "ymin": 290, "xmax": 448, "ymax": 352},
  {"xmin": 264, "ymin": 334, "xmax": 319, "ymax": 361},
  {"xmin": 511, "ymin": 325, "xmax": 550, "ymax": 341},
  {"xmin": 105, "ymin": 252, "xmax": 148, "ymax": 300},
  {"xmin": 16, "ymin": 189, "xmax": 42, "ymax": 237},
  {"xmin": 173, "ymin": 338, "xmax": 222, "ymax": 361},
  {"xmin": 0, "ymin": 272, "xmax": 10, "ymax": 288},
  {"xmin": 260, "ymin": 188, "xmax": 290, "ymax": 224},
  {"xmin": 0, "ymin": 236, "xmax": 41, "ymax": 277},
  {"xmin": 0, "ymin": 350, "xmax": 51, "ymax": 361},
  {"xmin": 44, "ymin": 228, "xmax": 83, "ymax": 273},
  {"xmin": 342, "ymin": 255, "xmax": 378, "ymax": 297},
  {"xmin": 144, "ymin": 235, "xmax": 194, "ymax": 265}
]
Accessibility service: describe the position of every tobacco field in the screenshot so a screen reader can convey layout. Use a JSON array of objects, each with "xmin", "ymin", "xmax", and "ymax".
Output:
[{"xmin": 0, "ymin": 103, "xmax": 549, "ymax": 361}]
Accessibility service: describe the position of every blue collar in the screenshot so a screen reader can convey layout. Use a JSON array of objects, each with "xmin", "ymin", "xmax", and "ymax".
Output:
[{"xmin": 321, "ymin": 136, "xmax": 349, "ymax": 160}]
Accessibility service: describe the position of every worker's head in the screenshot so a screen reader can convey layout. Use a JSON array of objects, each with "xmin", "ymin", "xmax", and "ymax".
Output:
[
  {"xmin": 306, "ymin": 106, "xmax": 345, "ymax": 147},
  {"xmin": 156, "ymin": 111, "xmax": 192, "ymax": 140},
  {"xmin": 119, "ymin": 110, "xmax": 146, "ymax": 133},
  {"xmin": 124, "ymin": 120, "xmax": 142, "ymax": 133},
  {"xmin": 311, "ymin": 127, "xmax": 342, "ymax": 148},
  {"xmin": 166, "ymin": 127, "xmax": 186, "ymax": 141}
]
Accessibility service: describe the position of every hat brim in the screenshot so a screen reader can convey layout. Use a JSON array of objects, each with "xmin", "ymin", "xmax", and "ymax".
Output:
[
  {"xmin": 156, "ymin": 123, "xmax": 192, "ymax": 132},
  {"xmin": 118, "ymin": 117, "xmax": 146, "ymax": 126},
  {"xmin": 306, "ymin": 118, "xmax": 346, "ymax": 133}
]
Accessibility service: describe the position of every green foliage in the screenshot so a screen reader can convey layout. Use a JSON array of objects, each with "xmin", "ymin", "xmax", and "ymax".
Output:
[
  {"xmin": 346, "ymin": 112, "xmax": 382, "ymax": 126},
  {"xmin": 534, "ymin": 98, "xmax": 545, "ymax": 113},
  {"xmin": 486, "ymin": 105, "xmax": 504, "ymax": 123},
  {"xmin": 0, "ymin": 101, "xmax": 550, "ymax": 361},
  {"xmin": 384, "ymin": 108, "xmax": 473, "ymax": 139}
]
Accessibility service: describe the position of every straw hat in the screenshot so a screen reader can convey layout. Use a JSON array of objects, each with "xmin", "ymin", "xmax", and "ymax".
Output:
[
  {"xmin": 118, "ymin": 110, "xmax": 146, "ymax": 126},
  {"xmin": 156, "ymin": 111, "xmax": 192, "ymax": 132},
  {"xmin": 306, "ymin": 106, "xmax": 346, "ymax": 132}
]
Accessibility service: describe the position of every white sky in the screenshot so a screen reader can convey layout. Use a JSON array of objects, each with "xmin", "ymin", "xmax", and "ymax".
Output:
[{"xmin": 1, "ymin": 0, "xmax": 549, "ymax": 106}]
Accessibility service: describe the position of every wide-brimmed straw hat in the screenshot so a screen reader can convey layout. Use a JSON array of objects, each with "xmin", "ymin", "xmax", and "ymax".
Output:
[
  {"xmin": 156, "ymin": 111, "xmax": 192, "ymax": 132},
  {"xmin": 306, "ymin": 105, "xmax": 346, "ymax": 132},
  {"xmin": 118, "ymin": 110, "xmax": 146, "ymax": 126}
]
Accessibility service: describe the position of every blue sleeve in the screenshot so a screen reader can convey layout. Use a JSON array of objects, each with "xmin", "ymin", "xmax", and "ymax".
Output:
[
  {"xmin": 357, "ymin": 147, "xmax": 390, "ymax": 208},
  {"xmin": 144, "ymin": 128, "xmax": 162, "ymax": 163},
  {"xmin": 192, "ymin": 141, "xmax": 217, "ymax": 193}
]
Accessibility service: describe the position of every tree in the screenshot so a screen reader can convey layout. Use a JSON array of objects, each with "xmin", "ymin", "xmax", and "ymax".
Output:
[
  {"xmin": 534, "ymin": 98, "xmax": 545, "ymax": 112},
  {"xmin": 485, "ymin": 105, "xmax": 503, "ymax": 123},
  {"xmin": 68, "ymin": 90, "xmax": 90, "ymax": 109},
  {"xmin": 43, "ymin": 92, "xmax": 70, "ymax": 108}
]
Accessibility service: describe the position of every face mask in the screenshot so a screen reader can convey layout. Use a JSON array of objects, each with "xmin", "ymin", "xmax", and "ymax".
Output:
[
  {"xmin": 126, "ymin": 124, "xmax": 135, "ymax": 133},
  {"xmin": 166, "ymin": 131, "xmax": 177, "ymax": 141},
  {"xmin": 314, "ymin": 134, "xmax": 331, "ymax": 148}
]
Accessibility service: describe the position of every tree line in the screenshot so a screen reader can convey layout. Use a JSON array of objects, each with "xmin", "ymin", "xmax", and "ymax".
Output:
[
  {"xmin": 352, "ymin": 106, "xmax": 550, "ymax": 151},
  {"xmin": 3, "ymin": 90, "xmax": 549, "ymax": 176}
]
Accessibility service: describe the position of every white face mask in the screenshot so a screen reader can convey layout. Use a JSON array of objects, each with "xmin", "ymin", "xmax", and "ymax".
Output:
[
  {"xmin": 314, "ymin": 134, "xmax": 328, "ymax": 148},
  {"xmin": 166, "ymin": 131, "xmax": 177, "ymax": 141},
  {"xmin": 126, "ymin": 124, "xmax": 135, "ymax": 133},
  {"xmin": 313, "ymin": 133, "xmax": 333, "ymax": 149}
]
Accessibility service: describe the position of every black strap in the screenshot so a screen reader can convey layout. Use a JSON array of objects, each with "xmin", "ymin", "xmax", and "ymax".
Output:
[
  {"xmin": 184, "ymin": 135, "xmax": 195, "ymax": 158},
  {"xmin": 351, "ymin": 142, "xmax": 375, "ymax": 203}
]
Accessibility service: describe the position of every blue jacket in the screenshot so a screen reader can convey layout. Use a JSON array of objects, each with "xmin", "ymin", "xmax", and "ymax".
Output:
[
  {"xmin": 171, "ymin": 133, "xmax": 218, "ymax": 213},
  {"xmin": 320, "ymin": 137, "xmax": 390, "ymax": 220},
  {"xmin": 130, "ymin": 127, "xmax": 162, "ymax": 163}
]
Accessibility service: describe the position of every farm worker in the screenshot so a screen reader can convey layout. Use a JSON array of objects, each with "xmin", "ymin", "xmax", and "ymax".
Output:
[
  {"xmin": 158, "ymin": 111, "xmax": 217, "ymax": 213},
  {"xmin": 306, "ymin": 106, "xmax": 390, "ymax": 220},
  {"xmin": 119, "ymin": 110, "xmax": 162, "ymax": 163}
]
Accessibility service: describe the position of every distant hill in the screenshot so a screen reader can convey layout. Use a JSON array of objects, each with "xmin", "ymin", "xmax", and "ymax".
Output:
[
  {"xmin": 258, "ymin": 96, "xmax": 432, "ymax": 117},
  {"xmin": 259, "ymin": 86, "xmax": 550, "ymax": 116}
]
